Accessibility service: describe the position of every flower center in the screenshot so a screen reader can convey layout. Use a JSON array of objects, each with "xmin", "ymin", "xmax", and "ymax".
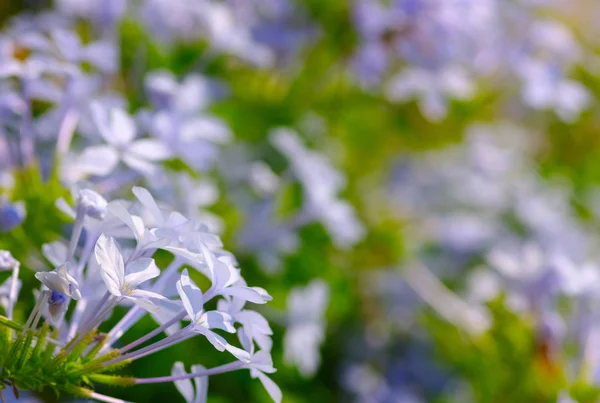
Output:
[{"xmin": 49, "ymin": 290, "xmax": 67, "ymax": 305}]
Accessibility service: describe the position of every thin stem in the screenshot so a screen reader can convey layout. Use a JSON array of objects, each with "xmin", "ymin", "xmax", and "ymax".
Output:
[
  {"xmin": 68, "ymin": 294, "xmax": 114, "ymax": 353},
  {"xmin": 67, "ymin": 205, "xmax": 85, "ymax": 261},
  {"xmin": 78, "ymin": 292, "xmax": 110, "ymax": 333},
  {"xmin": 22, "ymin": 291, "xmax": 48, "ymax": 333},
  {"xmin": 134, "ymin": 361, "xmax": 245, "ymax": 384},
  {"xmin": 31, "ymin": 292, "xmax": 49, "ymax": 330},
  {"xmin": 7, "ymin": 264, "xmax": 19, "ymax": 319},
  {"xmin": 75, "ymin": 232, "xmax": 99, "ymax": 283},
  {"xmin": 104, "ymin": 257, "xmax": 183, "ymax": 348},
  {"xmin": 87, "ymin": 391, "xmax": 131, "ymax": 403},
  {"xmin": 105, "ymin": 329, "xmax": 193, "ymax": 367},
  {"xmin": 67, "ymin": 298, "xmax": 88, "ymax": 341},
  {"xmin": 118, "ymin": 310, "xmax": 186, "ymax": 354}
]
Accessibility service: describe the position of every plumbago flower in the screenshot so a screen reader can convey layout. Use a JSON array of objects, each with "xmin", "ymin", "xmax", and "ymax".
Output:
[
  {"xmin": 351, "ymin": 0, "xmax": 591, "ymax": 121},
  {"xmin": 235, "ymin": 128, "xmax": 365, "ymax": 272},
  {"xmin": 0, "ymin": 186, "xmax": 279, "ymax": 402},
  {"xmin": 76, "ymin": 103, "xmax": 172, "ymax": 178},
  {"xmin": 283, "ymin": 280, "xmax": 329, "ymax": 377},
  {"xmin": 379, "ymin": 121, "xmax": 600, "ymax": 397}
]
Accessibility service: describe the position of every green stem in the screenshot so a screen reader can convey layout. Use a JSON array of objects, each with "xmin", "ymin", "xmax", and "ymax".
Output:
[
  {"xmin": 88, "ymin": 374, "xmax": 136, "ymax": 387},
  {"xmin": 0, "ymin": 316, "xmax": 23, "ymax": 331}
]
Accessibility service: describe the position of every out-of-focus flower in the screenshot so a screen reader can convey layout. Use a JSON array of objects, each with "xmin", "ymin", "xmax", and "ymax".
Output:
[
  {"xmin": 0, "ymin": 199, "xmax": 25, "ymax": 232},
  {"xmin": 172, "ymin": 362, "xmax": 208, "ymax": 403},
  {"xmin": 284, "ymin": 279, "xmax": 329, "ymax": 377},
  {"xmin": 270, "ymin": 128, "xmax": 365, "ymax": 249},
  {"xmin": 77, "ymin": 103, "xmax": 171, "ymax": 177}
]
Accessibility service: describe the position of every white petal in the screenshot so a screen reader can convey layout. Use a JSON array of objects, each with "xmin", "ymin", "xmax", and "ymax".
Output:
[
  {"xmin": 42, "ymin": 241, "xmax": 68, "ymax": 267},
  {"xmin": 94, "ymin": 234, "xmax": 125, "ymax": 296},
  {"xmin": 83, "ymin": 41, "xmax": 117, "ymax": 72},
  {"xmin": 107, "ymin": 203, "xmax": 145, "ymax": 240},
  {"xmin": 197, "ymin": 328, "xmax": 226, "ymax": 352},
  {"xmin": 197, "ymin": 328, "xmax": 251, "ymax": 363},
  {"xmin": 238, "ymin": 310, "xmax": 272, "ymax": 335},
  {"xmin": 109, "ymin": 108, "xmax": 136, "ymax": 145},
  {"xmin": 123, "ymin": 153, "xmax": 158, "ymax": 175},
  {"xmin": 256, "ymin": 372, "xmax": 282, "ymax": 403},
  {"xmin": 35, "ymin": 271, "xmax": 69, "ymax": 294},
  {"xmin": 191, "ymin": 365, "xmax": 208, "ymax": 403},
  {"xmin": 124, "ymin": 258, "xmax": 160, "ymax": 288},
  {"xmin": 250, "ymin": 350, "xmax": 276, "ymax": 373},
  {"xmin": 225, "ymin": 343, "xmax": 251, "ymax": 363},
  {"xmin": 90, "ymin": 102, "xmax": 115, "ymax": 144},
  {"xmin": 47, "ymin": 301, "xmax": 68, "ymax": 324},
  {"xmin": 76, "ymin": 145, "xmax": 119, "ymax": 177},
  {"xmin": 132, "ymin": 187, "xmax": 163, "ymax": 225},
  {"xmin": 172, "ymin": 362, "xmax": 195, "ymax": 403},
  {"xmin": 201, "ymin": 311, "xmax": 234, "ymax": 332},
  {"xmin": 128, "ymin": 139, "xmax": 172, "ymax": 161},
  {"xmin": 220, "ymin": 287, "xmax": 270, "ymax": 304},
  {"xmin": 180, "ymin": 116, "xmax": 231, "ymax": 144},
  {"xmin": 125, "ymin": 296, "xmax": 156, "ymax": 312},
  {"xmin": 176, "ymin": 269, "xmax": 204, "ymax": 319}
]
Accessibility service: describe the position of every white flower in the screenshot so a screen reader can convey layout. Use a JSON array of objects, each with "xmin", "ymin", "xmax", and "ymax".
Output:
[
  {"xmin": 0, "ymin": 250, "xmax": 18, "ymax": 271},
  {"xmin": 206, "ymin": 253, "xmax": 272, "ymax": 304},
  {"xmin": 107, "ymin": 202, "xmax": 170, "ymax": 251},
  {"xmin": 245, "ymin": 350, "xmax": 281, "ymax": 403},
  {"xmin": 269, "ymin": 128, "xmax": 365, "ymax": 249},
  {"xmin": 177, "ymin": 269, "xmax": 250, "ymax": 362},
  {"xmin": 284, "ymin": 279, "xmax": 329, "ymax": 377},
  {"xmin": 132, "ymin": 186, "xmax": 193, "ymax": 239},
  {"xmin": 35, "ymin": 262, "xmax": 82, "ymax": 300},
  {"xmin": 55, "ymin": 187, "xmax": 130, "ymax": 238},
  {"xmin": 385, "ymin": 66, "xmax": 475, "ymax": 121},
  {"xmin": 0, "ymin": 275, "xmax": 21, "ymax": 314},
  {"xmin": 172, "ymin": 362, "xmax": 208, "ymax": 403},
  {"xmin": 218, "ymin": 290, "xmax": 273, "ymax": 354},
  {"xmin": 77, "ymin": 188, "xmax": 108, "ymax": 220},
  {"xmin": 94, "ymin": 234, "xmax": 166, "ymax": 312},
  {"xmin": 77, "ymin": 103, "xmax": 171, "ymax": 176}
]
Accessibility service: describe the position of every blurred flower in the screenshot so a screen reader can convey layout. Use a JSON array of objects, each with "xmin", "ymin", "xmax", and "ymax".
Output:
[
  {"xmin": 77, "ymin": 103, "xmax": 171, "ymax": 177},
  {"xmin": 0, "ymin": 199, "xmax": 25, "ymax": 232},
  {"xmin": 284, "ymin": 279, "xmax": 329, "ymax": 377},
  {"xmin": 172, "ymin": 362, "xmax": 208, "ymax": 403}
]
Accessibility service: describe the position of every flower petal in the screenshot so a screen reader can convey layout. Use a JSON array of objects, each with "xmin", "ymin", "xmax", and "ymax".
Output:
[
  {"xmin": 76, "ymin": 145, "xmax": 119, "ymax": 177},
  {"xmin": 176, "ymin": 269, "xmax": 204, "ymax": 319},
  {"xmin": 94, "ymin": 234, "xmax": 125, "ymax": 296},
  {"xmin": 128, "ymin": 139, "xmax": 172, "ymax": 161},
  {"xmin": 109, "ymin": 108, "xmax": 136, "ymax": 145},
  {"xmin": 132, "ymin": 186, "xmax": 163, "ymax": 225},
  {"xmin": 201, "ymin": 310, "xmax": 234, "ymax": 333},
  {"xmin": 124, "ymin": 258, "xmax": 160, "ymax": 288},
  {"xmin": 172, "ymin": 362, "xmax": 195, "ymax": 403},
  {"xmin": 255, "ymin": 372, "xmax": 282, "ymax": 403}
]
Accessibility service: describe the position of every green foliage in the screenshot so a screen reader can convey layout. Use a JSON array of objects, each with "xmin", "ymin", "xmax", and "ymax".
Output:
[
  {"xmin": 425, "ymin": 299, "xmax": 567, "ymax": 403},
  {"xmin": 0, "ymin": 316, "xmax": 133, "ymax": 400}
]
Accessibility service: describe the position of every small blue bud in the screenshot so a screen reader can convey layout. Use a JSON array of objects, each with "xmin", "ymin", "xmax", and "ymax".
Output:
[{"xmin": 49, "ymin": 290, "xmax": 68, "ymax": 306}]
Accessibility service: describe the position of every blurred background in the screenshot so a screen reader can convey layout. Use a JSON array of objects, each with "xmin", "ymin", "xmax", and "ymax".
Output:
[{"xmin": 3, "ymin": 0, "xmax": 600, "ymax": 402}]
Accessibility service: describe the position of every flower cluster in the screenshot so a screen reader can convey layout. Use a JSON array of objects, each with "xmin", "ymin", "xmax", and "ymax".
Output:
[
  {"xmin": 352, "ymin": 0, "xmax": 590, "ymax": 121},
  {"xmin": 0, "ymin": 186, "xmax": 279, "ymax": 402},
  {"xmin": 357, "ymin": 122, "xmax": 600, "ymax": 401}
]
